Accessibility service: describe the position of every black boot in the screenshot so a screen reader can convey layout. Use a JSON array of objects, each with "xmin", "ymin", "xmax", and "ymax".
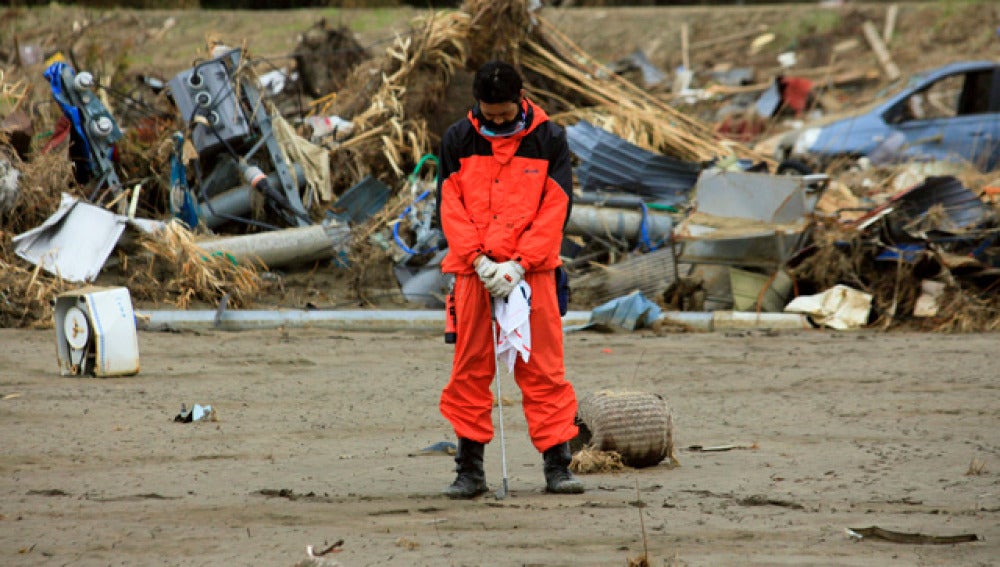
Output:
[
  {"xmin": 543, "ymin": 442, "xmax": 585, "ymax": 494},
  {"xmin": 443, "ymin": 438, "xmax": 488, "ymax": 499}
]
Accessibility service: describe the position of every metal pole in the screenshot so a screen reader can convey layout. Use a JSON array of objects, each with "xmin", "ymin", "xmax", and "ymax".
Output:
[
  {"xmin": 566, "ymin": 204, "xmax": 673, "ymax": 244},
  {"xmin": 197, "ymin": 164, "xmax": 305, "ymax": 229},
  {"xmin": 491, "ymin": 299, "xmax": 509, "ymax": 500},
  {"xmin": 195, "ymin": 223, "xmax": 348, "ymax": 269}
]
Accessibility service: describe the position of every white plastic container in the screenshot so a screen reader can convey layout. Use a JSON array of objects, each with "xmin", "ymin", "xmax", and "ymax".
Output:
[{"xmin": 54, "ymin": 286, "xmax": 140, "ymax": 377}]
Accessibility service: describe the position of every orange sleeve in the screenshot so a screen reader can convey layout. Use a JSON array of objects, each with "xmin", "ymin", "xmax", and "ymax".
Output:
[
  {"xmin": 512, "ymin": 124, "xmax": 573, "ymax": 271},
  {"xmin": 511, "ymin": 178, "xmax": 569, "ymax": 271},
  {"xmin": 439, "ymin": 171, "xmax": 485, "ymax": 271}
]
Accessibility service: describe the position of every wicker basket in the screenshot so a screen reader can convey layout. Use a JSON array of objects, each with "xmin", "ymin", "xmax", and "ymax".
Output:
[{"xmin": 575, "ymin": 390, "xmax": 674, "ymax": 468}]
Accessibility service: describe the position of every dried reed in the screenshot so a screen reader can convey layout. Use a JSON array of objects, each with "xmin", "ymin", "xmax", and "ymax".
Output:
[
  {"xmin": 570, "ymin": 447, "xmax": 627, "ymax": 474},
  {"xmin": 0, "ymin": 257, "xmax": 71, "ymax": 329},
  {"xmin": 127, "ymin": 220, "xmax": 264, "ymax": 309}
]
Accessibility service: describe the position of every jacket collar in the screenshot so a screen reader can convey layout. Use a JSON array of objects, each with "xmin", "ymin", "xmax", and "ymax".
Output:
[{"xmin": 467, "ymin": 99, "xmax": 548, "ymax": 164}]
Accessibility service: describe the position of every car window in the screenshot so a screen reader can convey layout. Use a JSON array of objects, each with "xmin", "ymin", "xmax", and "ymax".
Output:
[
  {"xmin": 892, "ymin": 70, "xmax": 995, "ymax": 124},
  {"xmin": 958, "ymin": 70, "xmax": 993, "ymax": 114},
  {"xmin": 914, "ymin": 75, "xmax": 962, "ymax": 120}
]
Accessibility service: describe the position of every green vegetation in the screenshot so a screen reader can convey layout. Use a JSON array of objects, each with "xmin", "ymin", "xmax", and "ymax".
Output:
[
  {"xmin": 347, "ymin": 7, "xmax": 417, "ymax": 33},
  {"xmin": 774, "ymin": 9, "xmax": 842, "ymax": 51}
]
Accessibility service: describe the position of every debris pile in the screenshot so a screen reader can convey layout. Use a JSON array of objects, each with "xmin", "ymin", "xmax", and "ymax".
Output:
[{"xmin": 1, "ymin": 1, "xmax": 998, "ymax": 331}]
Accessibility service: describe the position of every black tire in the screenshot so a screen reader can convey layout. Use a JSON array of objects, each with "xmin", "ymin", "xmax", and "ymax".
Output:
[{"xmin": 776, "ymin": 158, "xmax": 814, "ymax": 175}]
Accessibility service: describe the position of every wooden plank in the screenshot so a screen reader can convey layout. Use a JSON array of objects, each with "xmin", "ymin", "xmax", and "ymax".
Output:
[
  {"xmin": 862, "ymin": 20, "xmax": 900, "ymax": 81},
  {"xmin": 681, "ymin": 22, "xmax": 690, "ymax": 72},
  {"xmin": 883, "ymin": 4, "xmax": 899, "ymax": 44},
  {"xmin": 816, "ymin": 91, "xmax": 843, "ymax": 112},
  {"xmin": 690, "ymin": 24, "xmax": 769, "ymax": 50}
]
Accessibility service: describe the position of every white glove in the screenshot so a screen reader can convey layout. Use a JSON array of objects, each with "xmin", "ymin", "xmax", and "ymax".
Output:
[
  {"xmin": 486, "ymin": 261, "xmax": 525, "ymax": 298},
  {"xmin": 475, "ymin": 256, "xmax": 498, "ymax": 286}
]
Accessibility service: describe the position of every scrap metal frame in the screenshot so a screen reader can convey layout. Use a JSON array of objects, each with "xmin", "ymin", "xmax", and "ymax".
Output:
[{"xmin": 219, "ymin": 49, "xmax": 310, "ymax": 227}]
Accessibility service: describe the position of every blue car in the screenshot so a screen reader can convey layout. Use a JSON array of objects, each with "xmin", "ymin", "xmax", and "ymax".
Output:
[{"xmin": 775, "ymin": 61, "xmax": 1000, "ymax": 172}]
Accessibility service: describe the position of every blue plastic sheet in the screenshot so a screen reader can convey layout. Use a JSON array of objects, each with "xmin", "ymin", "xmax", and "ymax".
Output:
[
  {"xmin": 44, "ymin": 62, "xmax": 93, "ymax": 170},
  {"xmin": 567, "ymin": 291, "xmax": 662, "ymax": 332}
]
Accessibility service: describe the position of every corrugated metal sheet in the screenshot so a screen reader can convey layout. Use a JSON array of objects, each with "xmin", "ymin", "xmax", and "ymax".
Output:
[
  {"xmin": 566, "ymin": 121, "xmax": 701, "ymax": 206},
  {"xmin": 889, "ymin": 175, "xmax": 990, "ymax": 231},
  {"xmin": 329, "ymin": 175, "xmax": 391, "ymax": 224},
  {"xmin": 852, "ymin": 175, "xmax": 993, "ymax": 241}
]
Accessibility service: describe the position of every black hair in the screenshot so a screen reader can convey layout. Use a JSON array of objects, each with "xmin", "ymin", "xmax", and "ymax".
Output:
[{"xmin": 472, "ymin": 60, "xmax": 523, "ymax": 104}]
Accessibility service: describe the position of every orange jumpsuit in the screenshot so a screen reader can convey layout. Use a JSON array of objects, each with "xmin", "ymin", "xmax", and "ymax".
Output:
[{"xmin": 437, "ymin": 99, "xmax": 578, "ymax": 453}]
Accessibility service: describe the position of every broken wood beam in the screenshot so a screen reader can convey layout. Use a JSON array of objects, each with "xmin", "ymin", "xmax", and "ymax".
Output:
[
  {"xmin": 862, "ymin": 20, "xmax": 900, "ymax": 81},
  {"xmin": 883, "ymin": 4, "xmax": 899, "ymax": 44},
  {"xmin": 815, "ymin": 91, "xmax": 843, "ymax": 112},
  {"xmin": 706, "ymin": 67, "xmax": 879, "ymax": 97},
  {"xmin": 689, "ymin": 24, "xmax": 768, "ymax": 50},
  {"xmin": 681, "ymin": 22, "xmax": 690, "ymax": 72}
]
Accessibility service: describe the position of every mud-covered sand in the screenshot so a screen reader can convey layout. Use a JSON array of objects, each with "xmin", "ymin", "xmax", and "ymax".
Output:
[{"xmin": 1, "ymin": 327, "xmax": 997, "ymax": 566}]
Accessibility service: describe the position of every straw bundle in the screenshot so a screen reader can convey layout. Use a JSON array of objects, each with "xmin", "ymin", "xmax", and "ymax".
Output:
[
  {"xmin": 127, "ymin": 220, "xmax": 264, "ymax": 309},
  {"xmin": 431, "ymin": 0, "xmax": 771, "ymax": 164},
  {"xmin": 0, "ymin": 70, "xmax": 31, "ymax": 115},
  {"xmin": 319, "ymin": 0, "xmax": 767, "ymax": 200},
  {"xmin": 923, "ymin": 284, "xmax": 1000, "ymax": 333},
  {"xmin": 2, "ymin": 150, "xmax": 77, "ymax": 235},
  {"xmin": 570, "ymin": 446, "xmax": 627, "ymax": 474},
  {"xmin": 787, "ymin": 224, "xmax": 868, "ymax": 292},
  {"xmin": 325, "ymin": 11, "xmax": 469, "ymax": 193},
  {"xmin": 522, "ymin": 15, "xmax": 772, "ymax": 165},
  {"xmin": 344, "ymin": 191, "xmax": 414, "ymax": 304},
  {"xmin": 0, "ymin": 258, "xmax": 70, "ymax": 329},
  {"xmin": 461, "ymin": 0, "xmax": 535, "ymax": 68},
  {"xmin": 308, "ymin": 11, "xmax": 468, "ymax": 300}
]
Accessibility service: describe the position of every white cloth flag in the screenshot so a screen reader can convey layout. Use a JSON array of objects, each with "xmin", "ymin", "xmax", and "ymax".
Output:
[{"xmin": 494, "ymin": 281, "xmax": 532, "ymax": 373}]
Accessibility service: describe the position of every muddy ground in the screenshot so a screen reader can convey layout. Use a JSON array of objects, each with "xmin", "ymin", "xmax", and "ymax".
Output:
[{"xmin": 1, "ymin": 326, "xmax": 997, "ymax": 566}]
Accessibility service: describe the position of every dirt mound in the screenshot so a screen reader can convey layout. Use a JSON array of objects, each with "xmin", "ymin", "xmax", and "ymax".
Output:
[{"xmin": 294, "ymin": 19, "xmax": 371, "ymax": 98}]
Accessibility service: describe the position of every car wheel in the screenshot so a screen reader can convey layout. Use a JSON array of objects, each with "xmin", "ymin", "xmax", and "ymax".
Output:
[{"xmin": 776, "ymin": 159, "xmax": 813, "ymax": 175}]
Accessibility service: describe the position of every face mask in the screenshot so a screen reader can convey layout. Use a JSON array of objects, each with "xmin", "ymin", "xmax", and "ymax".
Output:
[{"xmin": 476, "ymin": 108, "xmax": 525, "ymax": 138}]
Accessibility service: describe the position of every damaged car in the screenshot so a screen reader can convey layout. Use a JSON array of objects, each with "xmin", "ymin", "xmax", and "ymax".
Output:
[{"xmin": 775, "ymin": 60, "xmax": 1000, "ymax": 173}]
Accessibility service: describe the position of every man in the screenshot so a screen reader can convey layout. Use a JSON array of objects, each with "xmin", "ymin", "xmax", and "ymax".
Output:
[{"xmin": 436, "ymin": 60, "xmax": 583, "ymax": 498}]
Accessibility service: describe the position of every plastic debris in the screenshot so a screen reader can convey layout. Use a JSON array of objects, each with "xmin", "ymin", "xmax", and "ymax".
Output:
[
  {"xmin": 784, "ymin": 285, "xmax": 872, "ymax": 330},
  {"xmin": 568, "ymin": 291, "xmax": 662, "ymax": 332},
  {"xmin": 407, "ymin": 441, "xmax": 457, "ymax": 457},
  {"xmin": 174, "ymin": 403, "xmax": 216, "ymax": 423}
]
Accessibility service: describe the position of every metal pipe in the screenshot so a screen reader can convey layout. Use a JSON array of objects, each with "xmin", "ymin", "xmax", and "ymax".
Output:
[
  {"xmin": 573, "ymin": 192, "xmax": 647, "ymax": 208},
  {"xmin": 197, "ymin": 185, "xmax": 252, "ymax": 228},
  {"xmin": 136, "ymin": 309, "xmax": 809, "ymax": 333},
  {"xmin": 657, "ymin": 311, "xmax": 813, "ymax": 331},
  {"xmin": 138, "ymin": 309, "xmax": 590, "ymax": 332},
  {"xmin": 490, "ymin": 304, "xmax": 510, "ymax": 500},
  {"xmin": 195, "ymin": 223, "xmax": 349, "ymax": 269},
  {"xmin": 711, "ymin": 311, "xmax": 811, "ymax": 330},
  {"xmin": 138, "ymin": 309, "xmax": 455, "ymax": 332},
  {"xmin": 198, "ymin": 164, "xmax": 305, "ymax": 229},
  {"xmin": 566, "ymin": 204, "xmax": 673, "ymax": 243}
]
